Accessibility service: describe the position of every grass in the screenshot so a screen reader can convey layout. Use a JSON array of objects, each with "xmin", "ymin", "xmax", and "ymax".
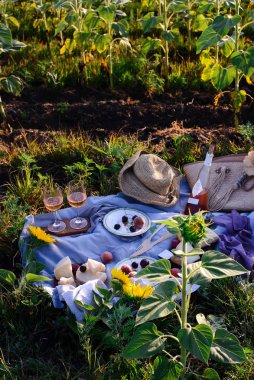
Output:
[{"xmin": 0, "ymin": 131, "xmax": 254, "ymax": 379}]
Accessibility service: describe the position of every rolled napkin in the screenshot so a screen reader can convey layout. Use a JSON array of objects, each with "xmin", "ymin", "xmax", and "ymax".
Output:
[
  {"xmin": 56, "ymin": 279, "xmax": 108, "ymax": 320},
  {"xmin": 213, "ymin": 210, "xmax": 254, "ymax": 270}
]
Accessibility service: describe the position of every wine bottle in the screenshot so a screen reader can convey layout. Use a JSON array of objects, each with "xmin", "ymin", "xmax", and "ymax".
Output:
[{"xmin": 184, "ymin": 144, "xmax": 215, "ymax": 214}]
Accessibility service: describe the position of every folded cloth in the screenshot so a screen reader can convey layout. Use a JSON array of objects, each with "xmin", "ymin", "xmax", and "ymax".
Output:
[
  {"xmin": 213, "ymin": 210, "xmax": 254, "ymax": 270},
  {"xmin": 55, "ymin": 279, "xmax": 108, "ymax": 320}
]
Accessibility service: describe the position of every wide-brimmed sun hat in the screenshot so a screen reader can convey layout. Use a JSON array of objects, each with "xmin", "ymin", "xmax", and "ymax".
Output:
[{"xmin": 118, "ymin": 151, "xmax": 182, "ymax": 207}]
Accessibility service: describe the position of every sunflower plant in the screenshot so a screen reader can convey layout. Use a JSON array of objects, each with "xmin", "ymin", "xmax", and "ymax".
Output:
[
  {"xmin": 0, "ymin": 226, "xmax": 55, "ymax": 289},
  {"xmin": 111, "ymin": 268, "xmax": 154, "ymax": 302},
  {"xmin": 123, "ymin": 211, "xmax": 248, "ymax": 379}
]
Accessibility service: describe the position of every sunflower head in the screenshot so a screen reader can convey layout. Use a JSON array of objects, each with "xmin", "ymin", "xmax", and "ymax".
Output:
[
  {"xmin": 111, "ymin": 268, "xmax": 131, "ymax": 286},
  {"xmin": 122, "ymin": 282, "xmax": 154, "ymax": 300},
  {"xmin": 28, "ymin": 226, "xmax": 56, "ymax": 245},
  {"xmin": 179, "ymin": 211, "xmax": 207, "ymax": 245}
]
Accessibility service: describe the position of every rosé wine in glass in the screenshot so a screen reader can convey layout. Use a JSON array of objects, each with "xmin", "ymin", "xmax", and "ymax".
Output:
[
  {"xmin": 43, "ymin": 184, "xmax": 66, "ymax": 233},
  {"xmin": 67, "ymin": 180, "xmax": 88, "ymax": 229}
]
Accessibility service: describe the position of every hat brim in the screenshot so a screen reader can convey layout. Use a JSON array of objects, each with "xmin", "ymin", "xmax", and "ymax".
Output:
[{"xmin": 118, "ymin": 151, "xmax": 182, "ymax": 207}]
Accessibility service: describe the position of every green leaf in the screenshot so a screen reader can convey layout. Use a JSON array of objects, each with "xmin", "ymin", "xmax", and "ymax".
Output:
[
  {"xmin": 123, "ymin": 322, "xmax": 166, "ymax": 359},
  {"xmin": 140, "ymin": 15, "xmax": 162, "ymax": 34},
  {"xmin": 112, "ymin": 21, "xmax": 128, "ymax": 37},
  {"xmin": 189, "ymin": 250, "xmax": 247, "ymax": 285},
  {"xmin": 211, "ymin": 64, "xmax": 236, "ymax": 90},
  {"xmin": 219, "ymin": 37, "xmax": 235, "ymax": 58},
  {"xmin": 211, "ymin": 15, "xmax": 241, "ymax": 36},
  {"xmin": 202, "ymin": 368, "xmax": 220, "ymax": 379},
  {"xmin": 231, "ymin": 47, "xmax": 254, "ymax": 77},
  {"xmin": 196, "ymin": 26, "xmax": 220, "ymax": 54},
  {"xmin": 135, "ymin": 259, "xmax": 171, "ymax": 283},
  {"xmin": 84, "ymin": 12, "xmax": 100, "ymax": 31},
  {"xmin": 54, "ymin": 20, "xmax": 68, "ymax": 36},
  {"xmin": 230, "ymin": 90, "xmax": 247, "ymax": 113},
  {"xmin": 153, "ymin": 219, "xmax": 180, "ymax": 234},
  {"xmin": 201, "ymin": 61, "xmax": 216, "ymax": 82},
  {"xmin": 96, "ymin": 286, "xmax": 111, "ymax": 298},
  {"xmin": 0, "ymin": 23, "xmax": 12, "ymax": 46},
  {"xmin": 152, "ymin": 356, "xmax": 183, "ymax": 380},
  {"xmin": 94, "ymin": 33, "xmax": 111, "ymax": 53},
  {"xmin": 75, "ymin": 300, "xmax": 95, "ymax": 311},
  {"xmin": 198, "ymin": 2, "xmax": 215, "ymax": 14},
  {"xmin": 26, "ymin": 261, "xmax": 46, "ymax": 275},
  {"xmin": 210, "ymin": 328, "xmax": 246, "ymax": 364},
  {"xmin": 161, "ymin": 30, "xmax": 175, "ymax": 42},
  {"xmin": 136, "ymin": 284, "xmax": 176, "ymax": 326},
  {"xmin": 178, "ymin": 324, "xmax": 213, "ymax": 364},
  {"xmin": 25, "ymin": 273, "xmax": 53, "ymax": 284},
  {"xmin": 193, "ymin": 14, "xmax": 209, "ymax": 32},
  {"xmin": 153, "ymin": 281, "xmax": 177, "ymax": 298},
  {"xmin": 141, "ymin": 37, "xmax": 161, "ymax": 56},
  {"xmin": 8, "ymin": 16, "xmax": 20, "ymax": 29},
  {"xmin": 0, "ymin": 75, "xmax": 23, "ymax": 95},
  {"xmin": 0, "ymin": 269, "xmax": 16, "ymax": 286},
  {"xmin": 98, "ymin": 5, "xmax": 116, "ymax": 23}
]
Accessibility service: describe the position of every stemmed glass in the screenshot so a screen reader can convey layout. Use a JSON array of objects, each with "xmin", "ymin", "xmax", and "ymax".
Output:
[
  {"xmin": 67, "ymin": 180, "xmax": 88, "ymax": 229},
  {"xmin": 43, "ymin": 183, "xmax": 66, "ymax": 233}
]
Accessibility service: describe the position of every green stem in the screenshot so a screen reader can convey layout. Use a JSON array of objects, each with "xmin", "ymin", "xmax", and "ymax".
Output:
[
  {"xmin": 163, "ymin": 0, "xmax": 169, "ymax": 78},
  {"xmin": 187, "ymin": 0, "xmax": 192, "ymax": 56},
  {"xmin": 109, "ymin": 41, "xmax": 113, "ymax": 90},
  {"xmin": 162, "ymin": 334, "xmax": 180, "ymax": 343},
  {"xmin": 215, "ymin": 0, "xmax": 220, "ymax": 63},
  {"xmin": 180, "ymin": 239, "xmax": 188, "ymax": 378},
  {"xmin": 234, "ymin": 0, "xmax": 240, "ymax": 129}
]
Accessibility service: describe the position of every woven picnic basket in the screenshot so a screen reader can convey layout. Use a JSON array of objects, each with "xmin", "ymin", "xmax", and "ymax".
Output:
[{"xmin": 183, "ymin": 154, "xmax": 254, "ymax": 212}]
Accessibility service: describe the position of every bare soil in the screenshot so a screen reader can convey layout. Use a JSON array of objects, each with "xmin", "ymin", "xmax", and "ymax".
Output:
[{"xmin": 1, "ymin": 86, "xmax": 254, "ymax": 145}]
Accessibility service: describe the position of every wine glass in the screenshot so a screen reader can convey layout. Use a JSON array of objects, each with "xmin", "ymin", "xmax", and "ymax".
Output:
[
  {"xmin": 67, "ymin": 180, "xmax": 88, "ymax": 230},
  {"xmin": 43, "ymin": 183, "xmax": 66, "ymax": 233}
]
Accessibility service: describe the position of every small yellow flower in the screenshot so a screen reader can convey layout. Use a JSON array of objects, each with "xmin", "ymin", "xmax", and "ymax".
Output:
[
  {"xmin": 29, "ymin": 226, "xmax": 56, "ymax": 244},
  {"xmin": 111, "ymin": 268, "xmax": 131, "ymax": 285},
  {"xmin": 122, "ymin": 282, "xmax": 154, "ymax": 299}
]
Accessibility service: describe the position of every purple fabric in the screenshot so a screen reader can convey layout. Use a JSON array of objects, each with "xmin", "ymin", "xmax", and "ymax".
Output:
[{"xmin": 213, "ymin": 210, "xmax": 254, "ymax": 270}]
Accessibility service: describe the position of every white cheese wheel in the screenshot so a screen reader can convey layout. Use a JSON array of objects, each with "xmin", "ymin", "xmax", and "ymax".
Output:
[
  {"xmin": 86, "ymin": 258, "xmax": 105, "ymax": 274},
  {"xmin": 76, "ymin": 268, "xmax": 107, "ymax": 284},
  {"xmin": 58, "ymin": 276, "xmax": 76, "ymax": 286},
  {"xmin": 54, "ymin": 256, "xmax": 73, "ymax": 280}
]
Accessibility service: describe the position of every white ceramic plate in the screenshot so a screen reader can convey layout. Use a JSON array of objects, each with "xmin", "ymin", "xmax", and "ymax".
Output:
[
  {"xmin": 115, "ymin": 256, "xmax": 156, "ymax": 272},
  {"xmin": 103, "ymin": 208, "xmax": 151, "ymax": 237}
]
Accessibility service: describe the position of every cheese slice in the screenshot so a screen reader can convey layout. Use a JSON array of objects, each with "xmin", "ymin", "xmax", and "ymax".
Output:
[
  {"xmin": 58, "ymin": 277, "xmax": 76, "ymax": 286},
  {"xmin": 86, "ymin": 258, "xmax": 105, "ymax": 274},
  {"xmin": 54, "ymin": 256, "xmax": 73, "ymax": 280},
  {"xmin": 76, "ymin": 268, "xmax": 107, "ymax": 284}
]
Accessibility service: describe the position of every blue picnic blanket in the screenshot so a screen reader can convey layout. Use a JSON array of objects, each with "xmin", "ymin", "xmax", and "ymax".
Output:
[{"xmin": 20, "ymin": 177, "xmax": 254, "ymax": 318}]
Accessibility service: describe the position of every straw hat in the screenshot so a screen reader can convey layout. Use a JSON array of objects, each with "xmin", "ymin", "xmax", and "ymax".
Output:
[{"xmin": 118, "ymin": 151, "xmax": 182, "ymax": 207}]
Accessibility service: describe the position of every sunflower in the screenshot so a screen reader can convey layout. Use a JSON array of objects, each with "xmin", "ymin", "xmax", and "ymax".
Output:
[
  {"xmin": 28, "ymin": 226, "xmax": 56, "ymax": 244},
  {"xmin": 122, "ymin": 282, "xmax": 154, "ymax": 299},
  {"xmin": 111, "ymin": 268, "xmax": 131, "ymax": 285}
]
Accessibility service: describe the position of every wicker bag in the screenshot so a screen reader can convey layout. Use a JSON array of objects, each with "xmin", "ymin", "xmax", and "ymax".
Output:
[{"xmin": 183, "ymin": 154, "xmax": 254, "ymax": 212}]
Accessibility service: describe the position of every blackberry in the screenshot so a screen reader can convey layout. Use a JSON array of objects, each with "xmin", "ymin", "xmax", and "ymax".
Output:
[
  {"xmin": 80, "ymin": 265, "xmax": 87, "ymax": 273},
  {"xmin": 114, "ymin": 223, "xmax": 121, "ymax": 230},
  {"xmin": 122, "ymin": 215, "xmax": 128, "ymax": 223},
  {"xmin": 129, "ymin": 226, "xmax": 136, "ymax": 232},
  {"xmin": 140, "ymin": 259, "xmax": 149, "ymax": 268},
  {"xmin": 131, "ymin": 261, "xmax": 138, "ymax": 269}
]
